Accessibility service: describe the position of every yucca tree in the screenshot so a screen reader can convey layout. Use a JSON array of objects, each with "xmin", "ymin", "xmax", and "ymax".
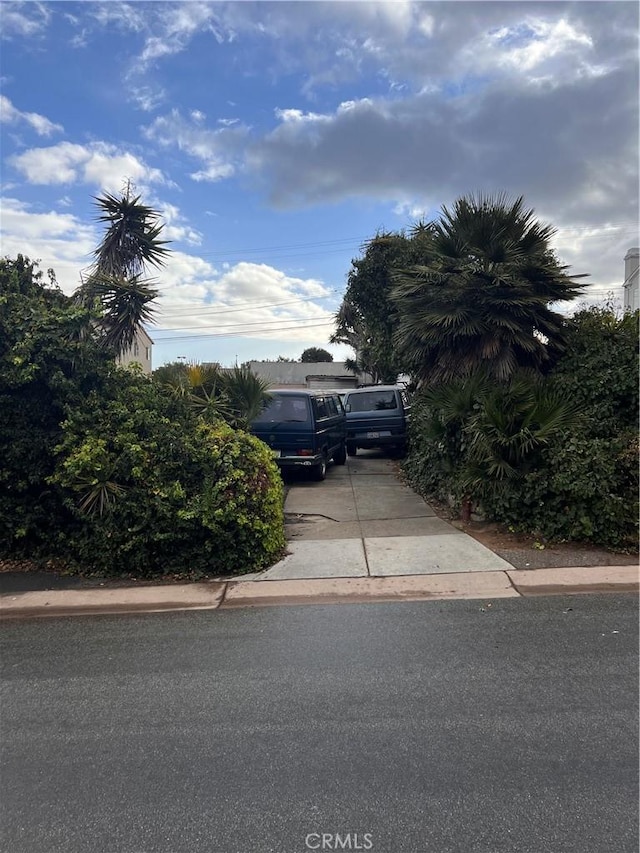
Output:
[
  {"xmin": 392, "ymin": 194, "xmax": 587, "ymax": 385},
  {"xmin": 77, "ymin": 188, "xmax": 170, "ymax": 357}
]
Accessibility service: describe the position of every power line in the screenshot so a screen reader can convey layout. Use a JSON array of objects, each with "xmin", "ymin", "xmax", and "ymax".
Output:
[
  {"xmin": 154, "ymin": 314, "xmax": 335, "ymax": 332},
  {"xmin": 153, "ymin": 320, "xmax": 335, "ymax": 344},
  {"xmin": 159, "ymin": 290, "xmax": 339, "ymax": 316}
]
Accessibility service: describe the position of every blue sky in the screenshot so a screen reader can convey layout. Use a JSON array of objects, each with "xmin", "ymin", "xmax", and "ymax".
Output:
[{"xmin": 1, "ymin": 1, "xmax": 638, "ymax": 368}]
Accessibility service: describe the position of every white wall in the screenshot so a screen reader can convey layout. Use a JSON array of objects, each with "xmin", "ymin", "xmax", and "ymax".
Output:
[
  {"xmin": 118, "ymin": 327, "xmax": 153, "ymax": 374},
  {"xmin": 623, "ymin": 247, "xmax": 639, "ymax": 312}
]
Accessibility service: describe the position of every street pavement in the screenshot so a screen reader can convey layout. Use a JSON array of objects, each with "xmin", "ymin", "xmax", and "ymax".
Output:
[
  {"xmin": 1, "ymin": 594, "xmax": 637, "ymax": 853},
  {"xmin": 0, "ymin": 450, "xmax": 637, "ymax": 618}
]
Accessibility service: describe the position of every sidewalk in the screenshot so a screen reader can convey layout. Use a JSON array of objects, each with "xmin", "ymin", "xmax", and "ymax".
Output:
[{"xmin": 1, "ymin": 452, "xmax": 637, "ymax": 618}]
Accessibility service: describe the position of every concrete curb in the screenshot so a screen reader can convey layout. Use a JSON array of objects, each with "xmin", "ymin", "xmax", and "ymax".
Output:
[
  {"xmin": 223, "ymin": 571, "xmax": 519, "ymax": 607},
  {"xmin": 507, "ymin": 565, "xmax": 639, "ymax": 596},
  {"xmin": 0, "ymin": 582, "xmax": 227, "ymax": 619},
  {"xmin": 0, "ymin": 566, "xmax": 637, "ymax": 619}
]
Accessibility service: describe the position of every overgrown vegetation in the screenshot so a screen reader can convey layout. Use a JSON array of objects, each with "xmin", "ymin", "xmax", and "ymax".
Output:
[
  {"xmin": 0, "ymin": 251, "xmax": 285, "ymax": 577},
  {"xmin": 403, "ymin": 308, "xmax": 639, "ymax": 549},
  {"xmin": 331, "ymin": 231, "xmax": 420, "ymax": 383}
]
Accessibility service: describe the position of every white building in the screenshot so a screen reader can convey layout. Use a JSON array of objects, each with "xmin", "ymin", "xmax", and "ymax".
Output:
[
  {"xmin": 247, "ymin": 361, "xmax": 372, "ymax": 389},
  {"xmin": 623, "ymin": 247, "xmax": 639, "ymax": 312},
  {"xmin": 118, "ymin": 326, "xmax": 153, "ymax": 374}
]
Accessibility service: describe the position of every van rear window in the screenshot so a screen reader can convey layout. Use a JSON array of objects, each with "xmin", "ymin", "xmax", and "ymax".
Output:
[
  {"xmin": 347, "ymin": 391, "xmax": 398, "ymax": 412},
  {"xmin": 253, "ymin": 394, "xmax": 311, "ymax": 424}
]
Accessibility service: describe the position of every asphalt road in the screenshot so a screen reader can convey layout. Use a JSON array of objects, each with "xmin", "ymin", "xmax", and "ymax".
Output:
[{"xmin": 1, "ymin": 595, "xmax": 638, "ymax": 853}]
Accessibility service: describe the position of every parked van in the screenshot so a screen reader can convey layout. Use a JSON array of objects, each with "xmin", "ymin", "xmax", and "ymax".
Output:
[
  {"xmin": 249, "ymin": 390, "xmax": 347, "ymax": 480},
  {"xmin": 342, "ymin": 385, "xmax": 411, "ymax": 457}
]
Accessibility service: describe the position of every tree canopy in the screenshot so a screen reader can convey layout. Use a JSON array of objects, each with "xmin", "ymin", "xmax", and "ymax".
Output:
[
  {"xmin": 331, "ymin": 232, "xmax": 418, "ymax": 383},
  {"xmin": 300, "ymin": 347, "xmax": 333, "ymax": 363},
  {"xmin": 392, "ymin": 194, "xmax": 587, "ymax": 385}
]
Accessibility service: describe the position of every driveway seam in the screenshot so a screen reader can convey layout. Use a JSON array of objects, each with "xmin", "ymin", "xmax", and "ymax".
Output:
[{"xmin": 346, "ymin": 464, "xmax": 371, "ymax": 577}]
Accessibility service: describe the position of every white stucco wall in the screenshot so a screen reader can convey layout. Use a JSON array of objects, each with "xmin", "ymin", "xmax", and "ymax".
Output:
[
  {"xmin": 623, "ymin": 247, "xmax": 639, "ymax": 312},
  {"xmin": 118, "ymin": 327, "xmax": 153, "ymax": 374}
]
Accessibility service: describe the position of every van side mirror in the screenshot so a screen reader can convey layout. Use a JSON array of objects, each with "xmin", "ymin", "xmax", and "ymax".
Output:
[{"xmin": 345, "ymin": 404, "xmax": 351, "ymax": 413}]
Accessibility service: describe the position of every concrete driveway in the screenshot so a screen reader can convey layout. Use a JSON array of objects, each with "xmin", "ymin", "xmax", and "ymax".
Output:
[{"xmin": 259, "ymin": 450, "xmax": 514, "ymax": 580}]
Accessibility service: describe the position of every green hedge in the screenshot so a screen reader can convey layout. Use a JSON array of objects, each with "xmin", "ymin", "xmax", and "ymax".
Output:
[
  {"xmin": 402, "ymin": 308, "xmax": 639, "ymax": 550},
  {"xmin": 1, "ymin": 257, "xmax": 285, "ymax": 576},
  {"xmin": 51, "ymin": 390, "xmax": 286, "ymax": 575},
  {"xmin": 479, "ymin": 432, "xmax": 638, "ymax": 549}
]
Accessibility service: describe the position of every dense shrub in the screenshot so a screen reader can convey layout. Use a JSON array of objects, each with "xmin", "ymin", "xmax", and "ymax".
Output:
[
  {"xmin": 1, "ymin": 256, "xmax": 285, "ymax": 576},
  {"xmin": 403, "ymin": 308, "xmax": 639, "ymax": 549},
  {"xmin": 51, "ymin": 383, "xmax": 285, "ymax": 575},
  {"xmin": 481, "ymin": 432, "xmax": 638, "ymax": 549},
  {"xmin": 0, "ymin": 256, "xmax": 109, "ymax": 551},
  {"xmin": 550, "ymin": 306, "xmax": 638, "ymax": 436}
]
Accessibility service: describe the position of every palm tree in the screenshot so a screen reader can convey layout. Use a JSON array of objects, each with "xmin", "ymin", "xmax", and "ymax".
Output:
[
  {"xmin": 392, "ymin": 194, "xmax": 587, "ymax": 385},
  {"xmin": 220, "ymin": 365, "xmax": 272, "ymax": 429},
  {"xmin": 421, "ymin": 370, "xmax": 583, "ymax": 519},
  {"xmin": 77, "ymin": 188, "xmax": 170, "ymax": 357},
  {"xmin": 153, "ymin": 361, "xmax": 271, "ymax": 429}
]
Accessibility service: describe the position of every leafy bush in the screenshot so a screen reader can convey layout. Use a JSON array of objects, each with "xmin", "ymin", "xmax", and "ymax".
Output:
[
  {"xmin": 550, "ymin": 306, "xmax": 638, "ymax": 436},
  {"xmin": 51, "ymin": 383, "xmax": 285, "ymax": 575},
  {"xmin": 0, "ymin": 257, "xmax": 285, "ymax": 576},
  {"xmin": 403, "ymin": 309, "xmax": 639, "ymax": 550},
  {"xmin": 481, "ymin": 432, "xmax": 638, "ymax": 550},
  {"xmin": 0, "ymin": 256, "xmax": 110, "ymax": 552}
]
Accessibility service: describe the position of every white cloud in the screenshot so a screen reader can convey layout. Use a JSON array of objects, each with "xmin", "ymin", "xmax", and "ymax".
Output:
[
  {"xmin": 0, "ymin": 197, "xmax": 96, "ymax": 293},
  {"xmin": 9, "ymin": 141, "xmax": 166, "ymax": 191},
  {"xmin": 153, "ymin": 201, "xmax": 202, "ymax": 247},
  {"xmin": 137, "ymin": 3, "xmax": 226, "ymax": 68},
  {"xmin": 153, "ymin": 257, "xmax": 335, "ymax": 345},
  {"xmin": 143, "ymin": 110, "xmax": 246, "ymax": 183},
  {"xmin": 463, "ymin": 17, "xmax": 602, "ymax": 86},
  {"xmin": 92, "ymin": 2, "xmax": 146, "ymax": 33},
  {"xmin": 128, "ymin": 85, "xmax": 166, "ymax": 112},
  {"xmin": 0, "ymin": 94, "xmax": 63, "ymax": 136},
  {"xmin": 0, "ymin": 2, "xmax": 50, "ymax": 38}
]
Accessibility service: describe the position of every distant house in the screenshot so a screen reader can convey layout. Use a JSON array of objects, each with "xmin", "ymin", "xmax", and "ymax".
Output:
[
  {"xmin": 247, "ymin": 361, "xmax": 372, "ymax": 389},
  {"xmin": 623, "ymin": 247, "xmax": 639, "ymax": 312},
  {"xmin": 118, "ymin": 326, "xmax": 153, "ymax": 375}
]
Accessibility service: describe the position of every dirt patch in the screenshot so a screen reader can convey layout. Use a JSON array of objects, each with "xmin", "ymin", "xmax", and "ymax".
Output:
[{"xmin": 426, "ymin": 501, "xmax": 638, "ymax": 570}]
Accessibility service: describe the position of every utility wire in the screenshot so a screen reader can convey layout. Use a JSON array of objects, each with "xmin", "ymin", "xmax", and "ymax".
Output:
[
  {"xmin": 154, "ymin": 314, "xmax": 335, "ymax": 332},
  {"xmin": 159, "ymin": 290, "xmax": 339, "ymax": 316},
  {"xmin": 153, "ymin": 320, "xmax": 335, "ymax": 344}
]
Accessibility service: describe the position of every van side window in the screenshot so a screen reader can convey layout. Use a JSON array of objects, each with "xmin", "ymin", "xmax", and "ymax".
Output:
[
  {"xmin": 315, "ymin": 398, "xmax": 329, "ymax": 418},
  {"xmin": 326, "ymin": 397, "xmax": 338, "ymax": 416}
]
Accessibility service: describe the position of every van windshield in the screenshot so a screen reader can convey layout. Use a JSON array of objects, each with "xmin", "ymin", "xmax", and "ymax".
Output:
[
  {"xmin": 347, "ymin": 390, "xmax": 398, "ymax": 412},
  {"xmin": 253, "ymin": 394, "xmax": 311, "ymax": 424}
]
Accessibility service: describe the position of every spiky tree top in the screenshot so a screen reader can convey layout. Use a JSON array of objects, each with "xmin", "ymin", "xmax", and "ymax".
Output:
[{"xmin": 392, "ymin": 194, "xmax": 587, "ymax": 385}]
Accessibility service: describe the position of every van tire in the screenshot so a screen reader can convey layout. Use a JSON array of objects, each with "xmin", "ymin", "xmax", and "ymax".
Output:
[
  {"xmin": 333, "ymin": 443, "xmax": 347, "ymax": 465},
  {"xmin": 312, "ymin": 453, "xmax": 327, "ymax": 481},
  {"xmin": 346, "ymin": 442, "xmax": 357, "ymax": 457}
]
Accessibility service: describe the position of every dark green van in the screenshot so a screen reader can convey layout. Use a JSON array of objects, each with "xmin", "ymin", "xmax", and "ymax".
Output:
[
  {"xmin": 342, "ymin": 385, "xmax": 412, "ymax": 457},
  {"xmin": 249, "ymin": 390, "xmax": 347, "ymax": 480}
]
